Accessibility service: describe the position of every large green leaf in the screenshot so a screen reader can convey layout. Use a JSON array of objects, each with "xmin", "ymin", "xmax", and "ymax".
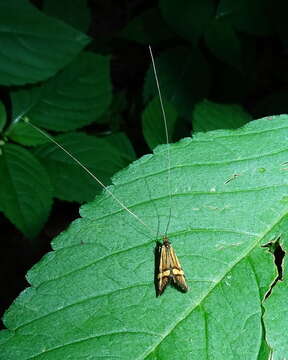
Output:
[
  {"xmin": 0, "ymin": 0, "xmax": 90, "ymax": 85},
  {"xmin": 33, "ymin": 132, "xmax": 136, "ymax": 203},
  {"xmin": 2, "ymin": 115, "xmax": 288, "ymax": 358},
  {"xmin": 11, "ymin": 52, "xmax": 112, "ymax": 132},
  {"xmin": 0, "ymin": 144, "xmax": 53, "ymax": 238}
]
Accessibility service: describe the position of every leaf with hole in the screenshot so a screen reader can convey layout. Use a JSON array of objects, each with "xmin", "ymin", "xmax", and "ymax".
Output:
[
  {"xmin": 1, "ymin": 116, "xmax": 288, "ymax": 358},
  {"xmin": 264, "ymin": 252, "xmax": 288, "ymax": 360}
]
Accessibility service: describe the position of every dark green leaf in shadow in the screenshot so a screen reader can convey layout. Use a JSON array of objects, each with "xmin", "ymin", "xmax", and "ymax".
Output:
[
  {"xmin": 105, "ymin": 132, "xmax": 136, "ymax": 162},
  {"xmin": 11, "ymin": 52, "xmax": 112, "ymax": 132},
  {"xmin": 96, "ymin": 91, "xmax": 127, "ymax": 126},
  {"xmin": 43, "ymin": 0, "xmax": 91, "ymax": 33},
  {"xmin": 10, "ymin": 86, "xmax": 43, "ymax": 122},
  {"xmin": 159, "ymin": 0, "xmax": 214, "ymax": 43},
  {"xmin": 33, "ymin": 132, "xmax": 135, "ymax": 203},
  {"xmin": 0, "ymin": 144, "xmax": 52, "ymax": 238},
  {"xmin": 1, "ymin": 116, "xmax": 288, "ymax": 357},
  {"xmin": 120, "ymin": 8, "xmax": 175, "ymax": 44},
  {"xmin": 0, "ymin": 0, "xmax": 90, "ymax": 85},
  {"xmin": 217, "ymin": 0, "xmax": 274, "ymax": 36},
  {"xmin": 193, "ymin": 99, "xmax": 252, "ymax": 132},
  {"xmin": 269, "ymin": 0, "xmax": 288, "ymax": 49},
  {"xmin": 142, "ymin": 97, "xmax": 178, "ymax": 150},
  {"xmin": 0, "ymin": 102, "xmax": 6, "ymax": 132},
  {"xmin": 143, "ymin": 46, "xmax": 210, "ymax": 117},
  {"xmin": 6, "ymin": 121, "xmax": 50, "ymax": 146},
  {"xmin": 204, "ymin": 20, "xmax": 242, "ymax": 71}
]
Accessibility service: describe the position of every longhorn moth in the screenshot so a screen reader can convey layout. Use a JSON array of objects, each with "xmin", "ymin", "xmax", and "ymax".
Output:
[{"xmin": 156, "ymin": 237, "xmax": 188, "ymax": 296}]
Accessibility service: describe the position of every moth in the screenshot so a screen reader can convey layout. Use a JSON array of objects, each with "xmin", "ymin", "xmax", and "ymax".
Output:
[{"xmin": 156, "ymin": 237, "xmax": 188, "ymax": 296}]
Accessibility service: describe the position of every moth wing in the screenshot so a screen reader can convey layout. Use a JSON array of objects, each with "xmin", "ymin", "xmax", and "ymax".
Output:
[
  {"xmin": 157, "ymin": 243, "xmax": 171, "ymax": 296},
  {"xmin": 172, "ymin": 269, "xmax": 188, "ymax": 292},
  {"xmin": 158, "ymin": 273, "xmax": 170, "ymax": 296},
  {"xmin": 170, "ymin": 246, "xmax": 188, "ymax": 292}
]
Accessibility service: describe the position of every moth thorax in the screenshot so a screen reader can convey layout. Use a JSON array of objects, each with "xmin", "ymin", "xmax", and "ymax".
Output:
[{"xmin": 162, "ymin": 236, "xmax": 170, "ymax": 247}]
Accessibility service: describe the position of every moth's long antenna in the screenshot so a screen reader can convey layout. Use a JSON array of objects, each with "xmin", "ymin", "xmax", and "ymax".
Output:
[
  {"xmin": 24, "ymin": 119, "xmax": 155, "ymax": 237},
  {"xmin": 148, "ymin": 46, "xmax": 172, "ymax": 237}
]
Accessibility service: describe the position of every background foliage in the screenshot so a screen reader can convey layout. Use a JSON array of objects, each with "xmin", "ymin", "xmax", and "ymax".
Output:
[{"xmin": 1, "ymin": 0, "xmax": 288, "ymax": 358}]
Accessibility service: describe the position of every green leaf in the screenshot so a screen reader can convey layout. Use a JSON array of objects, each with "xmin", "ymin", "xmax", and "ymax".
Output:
[
  {"xmin": 193, "ymin": 99, "xmax": 252, "ymax": 132},
  {"xmin": 217, "ymin": 0, "xmax": 273, "ymax": 36},
  {"xmin": 0, "ymin": 101, "xmax": 6, "ymax": 132},
  {"xmin": 159, "ymin": 0, "xmax": 214, "ymax": 43},
  {"xmin": 43, "ymin": 0, "xmax": 91, "ymax": 33},
  {"xmin": 105, "ymin": 132, "xmax": 136, "ymax": 161},
  {"xmin": 6, "ymin": 121, "xmax": 50, "ymax": 146},
  {"xmin": 144, "ymin": 46, "xmax": 210, "ymax": 117},
  {"xmin": 120, "ymin": 8, "xmax": 175, "ymax": 44},
  {"xmin": 0, "ymin": 144, "xmax": 53, "ymax": 238},
  {"xmin": 96, "ymin": 91, "xmax": 128, "ymax": 126},
  {"xmin": 264, "ymin": 249, "xmax": 288, "ymax": 359},
  {"xmin": 11, "ymin": 52, "xmax": 112, "ymax": 132},
  {"xmin": 0, "ymin": 116, "xmax": 288, "ymax": 360},
  {"xmin": 2, "ymin": 115, "xmax": 288, "ymax": 358},
  {"xmin": 204, "ymin": 20, "xmax": 242, "ymax": 71},
  {"xmin": 0, "ymin": 0, "xmax": 90, "ymax": 86},
  {"xmin": 33, "ymin": 132, "xmax": 136, "ymax": 203},
  {"xmin": 10, "ymin": 86, "xmax": 43, "ymax": 122},
  {"xmin": 257, "ymin": 339, "xmax": 272, "ymax": 360},
  {"xmin": 142, "ymin": 97, "xmax": 178, "ymax": 150}
]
